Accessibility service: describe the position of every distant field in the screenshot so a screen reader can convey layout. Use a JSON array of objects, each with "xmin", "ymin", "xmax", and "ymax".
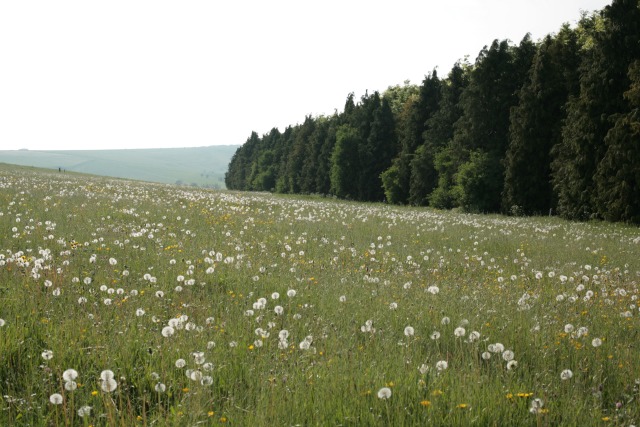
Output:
[
  {"xmin": 0, "ymin": 145, "xmax": 239, "ymax": 188},
  {"xmin": 1, "ymin": 164, "xmax": 639, "ymax": 426}
]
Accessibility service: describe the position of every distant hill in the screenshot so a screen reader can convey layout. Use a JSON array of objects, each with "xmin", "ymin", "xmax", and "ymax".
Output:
[{"xmin": 0, "ymin": 146, "xmax": 239, "ymax": 188}]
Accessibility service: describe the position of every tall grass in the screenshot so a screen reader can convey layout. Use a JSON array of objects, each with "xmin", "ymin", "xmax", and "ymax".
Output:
[{"xmin": 0, "ymin": 163, "xmax": 639, "ymax": 426}]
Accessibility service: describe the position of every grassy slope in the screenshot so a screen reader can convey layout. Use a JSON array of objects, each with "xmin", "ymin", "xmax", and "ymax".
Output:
[
  {"xmin": 0, "ymin": 146, "xmax": 239, "ymax": 188},
  {"xmin": 1, "ymin": 164, "xmax": 640, "ymax": 426}
]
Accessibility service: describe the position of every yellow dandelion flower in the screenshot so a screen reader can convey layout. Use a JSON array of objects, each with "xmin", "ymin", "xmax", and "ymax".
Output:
[
  {"xmin": 457, "ymin": 403, "xmax": 468, "ymax": 409},
  {"xmin": 91, "ymin": 390, "xmax": 98, "ymax": 397},
  {"xmin": 208, "ymin": 411, "xmax": 215, "ymax": 417},
  {"xmin": 420, "ymin": 400, "xmax": 431, "ymax": 407}
]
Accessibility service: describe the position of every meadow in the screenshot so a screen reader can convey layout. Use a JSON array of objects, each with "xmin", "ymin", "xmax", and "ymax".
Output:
[{"xmin": 1, "ymin": 163, "xmax": 639, "ymax": 426}]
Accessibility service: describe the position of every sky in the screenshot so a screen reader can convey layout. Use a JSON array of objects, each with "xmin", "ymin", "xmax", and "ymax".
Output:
[{"xmin": 0, "ymin": 0, "xmax": 612, "ymax": 151}]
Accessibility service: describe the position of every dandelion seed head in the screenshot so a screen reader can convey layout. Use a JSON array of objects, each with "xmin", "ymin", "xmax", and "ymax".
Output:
[
  {"xmin": 427, "ymin": 285, "xmax": 439, "ymax": 295},
  {"xmin": 77, "ymin": 406, "xmax": 92, "ymax": 417},
  {"xmin": 436, "ymin": 360, "xmax": 448, "ymax": 371},
  {"xmin": 560, "ymin": 369, "xmax": 573, "ymax": 380},
  {"xmin": 100, "ymin": 378, "xmax": 117, "ymax": 392},
  {"xmin": 502, "ymin": 350, "xmax": 515, "ymax": 361},
  {"xmin": 377, "ymin": 387, "xmax": 392, "ymax": 399},
  {"xmin": 63, "ymin": 369, "xmax": 78, "ymax": 381},
  {"xmin": 49, "ymin": 393, "xmax": 63, "ymax": 405},
  {"xmin": 100, "ymin": 370, "xmax": 115, "ymax": 381}
]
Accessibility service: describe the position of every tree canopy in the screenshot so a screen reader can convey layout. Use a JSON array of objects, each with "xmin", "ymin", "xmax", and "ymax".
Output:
[{"xmin": 226, "ymin": 0, "xmax": 640, "ymax": 224}]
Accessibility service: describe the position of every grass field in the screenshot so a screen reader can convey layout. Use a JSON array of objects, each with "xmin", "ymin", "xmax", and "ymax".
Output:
[
  {"xmin": 1, "ymin": 163, "xmax": 639, "ymax": 426},
  {"xmin": 0, "ymin": 145, "xmax": 239, "ymax": 188}
]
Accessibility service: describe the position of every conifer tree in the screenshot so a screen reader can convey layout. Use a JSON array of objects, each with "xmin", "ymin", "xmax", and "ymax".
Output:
[
  {"xmin": 553, "ymin": 0, "xmax": 640, "ymax": 220},
  {"xmin": 504, "ymin": 27, "xmax": 580, "ymax": 215}
]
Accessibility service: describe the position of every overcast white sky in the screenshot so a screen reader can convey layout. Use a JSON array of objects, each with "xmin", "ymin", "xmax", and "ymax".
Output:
[{"xmin": 0, "ymin": 0, "xmax": 611, "ymax": 151}]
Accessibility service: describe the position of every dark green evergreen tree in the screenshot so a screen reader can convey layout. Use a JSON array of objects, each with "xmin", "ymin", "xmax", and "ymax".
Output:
[
  {"xmin": 503, "ymin": 27, "xmax": 580, "ymax": 215},
  {"xmin": 315, "ymin": 118, "xmax": 338, "ymax": 194},
  {"xmin": 330, "ymin": 125, "xmax": 361, "ymax": 199},
  {"xmin": 553, "ymin": 0, "xmax": 640, "ymax": 220},
  {"xmin": 410, "ymin": 62, "xmax": 469, "ymax": 206},
  {"xmin": 381, "ymin": 71, "xmax": 441, "ymax": 204},
  {"xmin": 361, "ymin": 96, "xmax": 396, "ymax": 201},
  {"xmin": 451, "ymin": 36, "xmax": 535, "ymax": 212},
  {"xmin": 593, "ymin": 60, "xmax": 640, "ymax": 223}
]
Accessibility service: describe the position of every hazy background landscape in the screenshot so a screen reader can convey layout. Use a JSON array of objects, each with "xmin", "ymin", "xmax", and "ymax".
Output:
[{"xmin": 0, "ymin": 145, "xmax": 239, "ymax": 188}]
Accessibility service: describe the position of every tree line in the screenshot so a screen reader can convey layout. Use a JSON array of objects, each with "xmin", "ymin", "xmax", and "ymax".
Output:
[{"xmin": 226, "ymin": 0, "xmax": 640, "ymax": 223}]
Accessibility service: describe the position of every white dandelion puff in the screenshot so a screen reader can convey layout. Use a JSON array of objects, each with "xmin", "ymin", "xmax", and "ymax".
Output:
[
  {"xmin": 435, "ymin": 360, "xmax": 448, "ymax": 371},
  {"xmin": 502, "ymin": 350, "xmax": 515, "ymax": 361},
  {"xmin": 77, "ymin": 406, "xmax": 92, "ymax": 417},
  {"xmin": 560, "ymin": 369, "xmax": 573, "ymax": 380},
  {"xmin": 63, "ymin": 369, "xmax": 78, "ymax": 382},
  {"xmin": 49, "ymin": 393, "xmax": 63, "ymax": 405},
  {"xmin": 454, "ymin": 327, "xmax": 466, "ymax": 337},
  {"xmin": 100, "ymin": 378, "xmax": 117, "ymax": 392},
  {"xmin": 377, "ymin": 387, "xmax": 392, "ymax": 399}
]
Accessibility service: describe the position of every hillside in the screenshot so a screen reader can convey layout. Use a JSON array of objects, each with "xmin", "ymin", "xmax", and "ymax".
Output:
[
  {"xmin": 1, "ymin": 164, "xmax": 640, "ymax": 425},
  {"xmin": 0, "ymin": 145, "xmax": 239, "ymax": 188}
]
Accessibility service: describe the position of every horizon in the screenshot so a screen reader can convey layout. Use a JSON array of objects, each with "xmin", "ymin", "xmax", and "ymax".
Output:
[{"xmin": 4, "ymin": 145, "xmax": 241, "ymax": 152}]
